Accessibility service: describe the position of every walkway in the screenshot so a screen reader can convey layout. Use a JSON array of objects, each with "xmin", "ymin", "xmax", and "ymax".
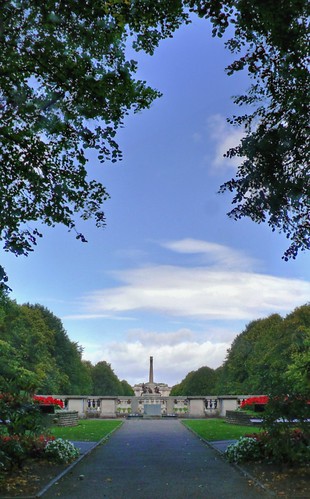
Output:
[{"xmin": 43, "ymin": 419, "xmax": 268, "ymax": 498}]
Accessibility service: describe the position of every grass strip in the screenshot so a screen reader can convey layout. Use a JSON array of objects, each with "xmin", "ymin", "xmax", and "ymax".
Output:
[
  {"xmin": 50, "ymin": 419, "xmax": 122, "ymax": 441},
  {"xmin": 183, "ymin": 418, "xmax": 261, "ymax": 441}
]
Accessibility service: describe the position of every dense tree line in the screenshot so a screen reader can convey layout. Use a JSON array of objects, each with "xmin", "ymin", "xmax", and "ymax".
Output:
[
  {"xmin": 171, "ymin": 304, "xmax": 310, "ymax": 395},
  {"xmin": 1, "ymin": 292, "xmax": 308, "ymax": 397},
  {"xmin": 0, "ymin": 292, "xmax": 133, "ymax": 396}
]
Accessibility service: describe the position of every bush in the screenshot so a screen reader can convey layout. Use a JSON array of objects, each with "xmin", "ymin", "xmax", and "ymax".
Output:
[
  {"xmin": 240, "ymin": 396, "xmax": 269, "ymax": 410},
  {"xmin": 0, "ymin": 435, "xmax": 26, "ymax": 470},
  {"xmin": 0, "ymin": 393, "xmax": 43, "ymax": 436},
  {"xmin": 225, "ymin": 436, "xmax": 263, "ymax": 463},
  {"xmin": 45, "ymin": 438, "xmax": 80, "ymax": 463},
  {"xmin": 225, "ymin": 428, "xmax": 310, "ymax": 465},
  {"xmin": 262, "ymin": 392, "xmax": 310, "ymax": 464},
  {"xmin": 24, "ymin": 434, "xmax": 55, "ymax": 458},
  {"xmin": 0, "ymin": 434, "xmax": 57, "ymax": 470},
  {"xmin": 263, "ymin": 428, "xmax": 310, "ymax": 465}
]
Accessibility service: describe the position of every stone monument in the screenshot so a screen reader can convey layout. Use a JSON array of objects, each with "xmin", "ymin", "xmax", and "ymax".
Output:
[{"xmin": 133, "ymin": 356, "xmax": 171, "ymax": 397}]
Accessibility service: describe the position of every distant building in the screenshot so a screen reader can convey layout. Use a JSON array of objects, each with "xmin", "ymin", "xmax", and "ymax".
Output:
[{"xmin": 132, "ymin": 356, "xmax": 171, "ymax": 397}]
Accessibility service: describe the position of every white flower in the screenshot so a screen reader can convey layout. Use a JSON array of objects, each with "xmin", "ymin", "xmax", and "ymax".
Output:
[{"xmin": 45, "ymin": 438, "xmax": 80, "ymax": 463}]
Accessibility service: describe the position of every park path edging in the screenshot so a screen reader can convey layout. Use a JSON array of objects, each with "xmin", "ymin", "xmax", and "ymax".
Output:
[
  {"xmin": 181, "ymin": 420, "xmax": 274, "ymax": 497},
  {"xmin": 36, "ymin": 421, "xmax": 123, "ymax": 498}
]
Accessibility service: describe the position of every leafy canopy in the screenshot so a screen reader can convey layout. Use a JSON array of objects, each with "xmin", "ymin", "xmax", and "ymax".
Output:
[
  {"xmin": 217, "ymin": 304, "xmax": 310, "ymax": 394},
  {"xmin": 170, "ymin": 365, "xmax": 218, "ymax": 396},
  {"xmin": 0, "ymin": 0, "xmax": 187, "ymax": 262},
  {"xmin": 0, "ymin": 0, "xmax": 308, "ymax": 288},
  {"xmin": 0, "ymin": 290, "xmax": 134, "ymax": 395},
  {"xmin": 185, "ymin": 0, "xmax": 309, "ymax": 259},
  {"xmin": 170, "ymin": 304, "xmax": 310, "ymax": 396}
]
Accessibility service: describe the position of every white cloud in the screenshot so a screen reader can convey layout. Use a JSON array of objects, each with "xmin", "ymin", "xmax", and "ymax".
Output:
[
  {"xmin": 161, "ymin": 238, "xmax": 259, "ymax": 270},
  {"xmin": 82, "ymin": 330, "xmax": 231, "ymax": 386},
  {"xmin": 71, "ymin": 240, "xmax": 309, "ymax": 322},
  {"xmin": 126, "ymin": 328, "xmax": 195, "ymax": 346},
  {"xmin": 63, "ymin": 314, "xmax": 114, "ymax": 320},
  {"xmin": 71, "ymin": 238, "xmax": 309, "ymax": 386},
  {"xmin": 62, "ymin": 314, "xmax": 136, "ymax": 321},
  {"xmin": 80, "ymin": 264, "xmax": 309, "ymax": 321},
  {"xmin": 204, "ymin": 113, "xmax": 244, "ymax": 169}
]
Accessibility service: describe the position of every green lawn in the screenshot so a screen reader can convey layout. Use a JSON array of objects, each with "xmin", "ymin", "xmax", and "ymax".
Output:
[
  {"xmin": 50, "ymin": 418, "xmax": 258, "ymax": 442},
  {"xmin": 50, "ymin": 419, "xmax": 122, "ymax": 441},
  {"xmin": 182, "ymin": 419, "xmax": 261, "ymax": 441}
]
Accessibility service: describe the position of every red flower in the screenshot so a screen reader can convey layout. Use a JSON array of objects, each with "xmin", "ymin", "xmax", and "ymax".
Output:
[
  {"xmin": 33, "ymin": 395, "xmax": 64, "ymax": 408},
  {"xmin": 240, "ymin": 396, "xmax": 269, "ymax": 408}
]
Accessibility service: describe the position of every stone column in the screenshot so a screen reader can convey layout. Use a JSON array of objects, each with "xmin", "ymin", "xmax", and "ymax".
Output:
[{"xmin": 149, "ymin": 356, "xmax": 154, "ymax": 384}]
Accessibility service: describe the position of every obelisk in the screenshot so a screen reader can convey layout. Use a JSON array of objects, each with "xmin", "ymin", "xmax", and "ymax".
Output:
[{"xmin": 149, "ymin": 356, "xmax": 154, "ymax": 384}]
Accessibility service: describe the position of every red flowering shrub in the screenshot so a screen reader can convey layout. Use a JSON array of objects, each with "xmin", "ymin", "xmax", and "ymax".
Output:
[
  {"xmin": 0, "ymin": 434, "xmax": 57, "ymax": 469},
  {"xmin": 240, "ymin": 396, "xmax": 269, "ymax": 409},
  {"xmin": 0, "ymin": 392, "xmax": 43, "ymax": 436},
  {"xmin": 0, "ymin": 435, "xmax": 26, "ymax": 469},
  {"xmin": 23, "ymin": 434, "xmax": 56, "ymax": 458},
  {"xmin": 227, "ymin": 428, "xmax": 310, "ymax": 464},
  {"xmin": 33, "ymin": 395, "xmax": 64, "ymax": 409}
]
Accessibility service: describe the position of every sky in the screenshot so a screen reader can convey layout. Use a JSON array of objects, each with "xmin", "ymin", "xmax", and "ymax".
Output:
[{"xmin": 2, "ymin": 17, "xmax": 309, "ymax": 387}]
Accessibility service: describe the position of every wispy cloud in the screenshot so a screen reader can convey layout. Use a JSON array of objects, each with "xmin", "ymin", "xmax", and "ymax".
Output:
[
  {"xmin": 62, "ymin": 314, "xmax": 136, "ymax": 321},
  {"xmin": 161, "ymin": 238, "xmax": 259, "ymax": 270},
  {"xmin": 202, "ymin": 113, "xmax": 244, "ymax": 169},
  {"xmin": 73, "ymin": 240, "xmax": 309, "ymax": 385},
  {"xmin": 82, "ymin": 268, "xmax": 309, "ymax": 320},
  {"xmin": 76, "ymin": 240, "xmax": 310, "ymax": 322}
]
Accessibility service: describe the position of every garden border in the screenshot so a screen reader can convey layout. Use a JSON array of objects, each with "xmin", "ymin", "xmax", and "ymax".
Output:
[
  {"xmin": 181, "ymin": 420, "xmax": 273, "ymax": 497},
  {"xmin": 36, "ymin": 421, "xmax": 123, "ymax": 498},
  {"xmin": 0, "ymin": 421, "xmax": 124, "ymax": 499}
]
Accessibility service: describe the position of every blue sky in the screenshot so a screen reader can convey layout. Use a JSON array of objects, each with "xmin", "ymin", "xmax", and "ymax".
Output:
[{"xmin": 2, "ymin": 18, "xmax": 309, "ymax": 386}]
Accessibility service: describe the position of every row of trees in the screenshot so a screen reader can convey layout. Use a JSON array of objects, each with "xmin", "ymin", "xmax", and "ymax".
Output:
[
  {"xmin": 0, "ymin": 292, "xmax": 133, "ymax": 396},
  {"xmin": 1, "ymin": 292, "xmax": 308, "ymax": 397},
  {"xmin": 171, "ymin": 304, "xmax": 310, "ymax": 396}
]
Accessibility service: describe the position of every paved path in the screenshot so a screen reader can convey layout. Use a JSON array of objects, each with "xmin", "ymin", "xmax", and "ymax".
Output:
[{"xmin": 43, "ymin": 420, "xmax": 268, "ymax": 498}]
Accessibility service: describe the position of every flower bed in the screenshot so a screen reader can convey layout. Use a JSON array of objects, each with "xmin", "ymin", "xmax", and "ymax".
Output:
[
  {"xmin": 225, "ymin": 428, "xmax": 310, "ymax": 464},
  {"xmin": 240, "ymin": 396, "xmax": 268, "ymax": 410},
  {"xmin": 33, "ymin": 395, "xmax": 64, "ymax": 409}
]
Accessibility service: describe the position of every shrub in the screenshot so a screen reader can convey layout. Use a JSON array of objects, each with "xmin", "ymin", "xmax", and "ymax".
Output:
[
  {"xmin": 262, "ymin": 427, "xmax": 310, "ymax": 465},
  {"xmin": 262, "ymin": 392, "xmax": 310, "ymax": 464},
  {"xmin": 45, "ymin": 438, "xmax": 80, "ymax": 463},
  {"xmin": 226, "ymin": 428, "xmax": 310, "ymax": 465},
  {"xmin": 0, "ymin": 434, "xmax": 57, "ymax": 470},
  {"xmin": 24, "ymin": 434, "xmax": 55, "ymax": 458},
  {"xmin": 0, "ymin": 435, "xmax": 26, "ymax": 470},
  {"xmin": 0, "ymin": 392, "xmax": 43, "ymax": 436},
  {"xmin": 240, "ymin": 396, "xmax": 269, "ymax": 410},
  {"xmin": 225, "ymin": 436, "xmax": 263, "ymax": 463},
  {"xmin": 33, "ymin": 396, "xmax": 64, "ymax": 409}
]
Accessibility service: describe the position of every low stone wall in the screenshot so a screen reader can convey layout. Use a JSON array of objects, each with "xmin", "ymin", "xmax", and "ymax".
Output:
[
  {"xmin": 225, "ymin": 410, "xmax": 261, "ymax": 426},
  {"xmin": 40, "ymin": 394, "xmax": 260, "ymax": 419},
  {"xmin": 55, "ymin": 410, "xmax": 79, "ymax": 426}
]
